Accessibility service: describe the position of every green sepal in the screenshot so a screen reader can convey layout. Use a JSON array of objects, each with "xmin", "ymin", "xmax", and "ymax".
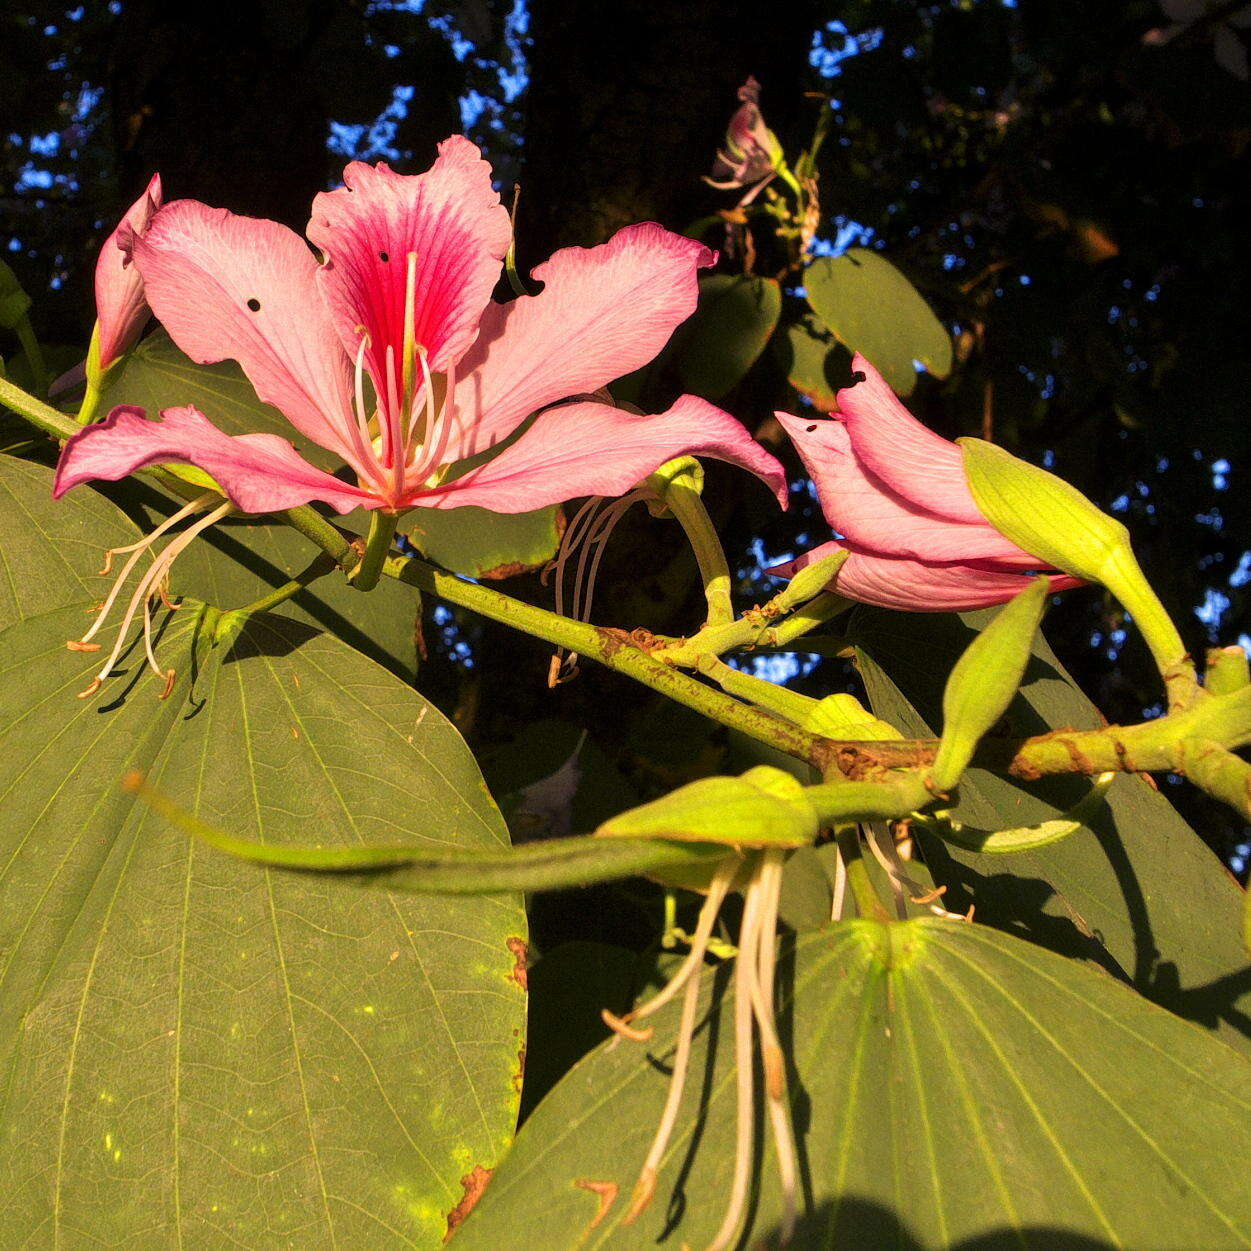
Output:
[
  {"xmin": 913, "ymin": 772, "xmax": 1116, "ymax": 854},
  {"xmin": 778, "ymin": 546, "xmax": 850, "ymax": 609},
  {"xmin": 930, "ymin": 577, "xmax": 1049, "ymax": 792},
  {"xmin": 803, "ymin": 692, "xmax": 904, "ymax": 740},
  {"xmin": 596, "ymin": 765, "xmax": 819, "ymax": 849}
]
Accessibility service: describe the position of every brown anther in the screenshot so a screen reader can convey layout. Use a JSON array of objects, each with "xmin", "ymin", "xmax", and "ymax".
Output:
[
  {"xmin": 763, "ymin": 1041, "xmax": 786, "ymax": 1102},
  {"xmin": 622, "ymin": 1167, "xmax": 657, "ymax": 1225},
  {"xmin": 572, "ymin": 1179, "xmax": 618, "ymax": 1231},
  {"xmin": 601, "ymin": 1009, "xmax": 653, "ymax": 1043},
  {"xmin": 909, "ymin": 885, "xmax": 948, "ymax": 906},
  {"xmin": 157, "ymin": 580, "xmax": 180, "ymax": 611},
  {"xmin": 86, "ymin": 601, "xmax": 105, "ymax": 613},
  {"xmin": 66, "ymin": 639, "xmax": 101, "ymax": 652},
  {"xmin": 99, "ymin": 550, "xmax": 119, "ymax": 575},
  {"xmin": 76, "ymin": 677, "xmax": 103, "ymax": 700},
  {"xmin": 158, "ymin": 669, "xmax": 177, "ymax": 700},
  {"xmin": 964, "ymin": 904, "xmax": 976, "ymax": 923}
]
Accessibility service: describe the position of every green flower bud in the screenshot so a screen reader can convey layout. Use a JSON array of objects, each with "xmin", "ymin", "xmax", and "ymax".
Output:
[
  {"xmin": 960, "ymin": 437, "xmax": 1190, "ymax": 688},
  {"xmin": 596, "ymin": 765, "xmax": 818, "ymax": 849},
  {"xmin": 929, "ymin": 577, "xmax": 1049, "ymax": 793}
]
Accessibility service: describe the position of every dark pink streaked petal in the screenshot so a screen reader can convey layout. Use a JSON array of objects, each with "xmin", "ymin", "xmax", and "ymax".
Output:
[
  {"xmin": 308, "ymin": 137, "xmax": 512, "ymax": 388},
  {"xmin": 53, "ymin": 405, "xmax": 378, "ymax": 516},
  {"xmin": 413, "ymin": 395, "xmax": 787, "ymax": 514},
  {"xmin": 94, "ymin": 173, "xmax": 162, "ymax": 371},
  {"xmin": 446, "ymin": 223, "xmax": 715, "ymax": 460},
  {"xmin": 836, "ymin": 354, "xmax": 987, "ymax": 525},
  {"xmin": 775, "ymin": 411, "xmax": 1038, "ymax": 567},
  {"xmin": 773, "ymin": 541, "xmax": 1081, "ymax": 613},
  {"xmin": 132, "ymin": 199, "xmax": 363, "ymax": 471}
]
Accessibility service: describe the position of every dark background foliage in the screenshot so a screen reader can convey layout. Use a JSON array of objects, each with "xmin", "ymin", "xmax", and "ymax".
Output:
[{"xmin": 3, "ymin": 0, "xmax": 1248, "ymax": 899}]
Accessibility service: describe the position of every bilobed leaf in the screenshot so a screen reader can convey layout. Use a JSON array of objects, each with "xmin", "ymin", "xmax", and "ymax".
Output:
[
  {"xmin": 408, "ymin": 502, "xmax": 562, "ymax": 580},
  {"xmin": 0, "ymin": 460, "xmax": 525, "ymax": 1247},
  {"xmin": 674, "ymin": 274, "xmax": 782, "ymax": 400},
  {"xmin": 457, "ymin": 918, "xmax": 1251, "ymax": 1249},
  {"xmin": 847, "ymin": 604, "xmax": 1251, "ymax": 1055},
  {"xmin": 805, "ymin": 248, "xmax": 952, "ymax": 396}
]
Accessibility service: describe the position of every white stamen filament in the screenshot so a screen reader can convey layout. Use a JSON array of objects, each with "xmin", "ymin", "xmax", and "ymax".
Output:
[
  {"xmin": 621, "ymin": 864, "xmax": 737, "ymax": 1226},
  {"xmin": 77, "ymin": 493, "xmax": 218, "ymax": 646},
  {"xmin": 830, "ymin": 839, "xmax": 848, "ymax": 921},
  {"xmin": 546, "ymin": 491, "xmax": 648, "ymax": 684},
  {"xmin": 401, "ymin": 251, "xmax": 419, "ymax": 399},
  {"xmin": 864, "ymin": 823, "xmax": 967, "ymax": 922},
  {"xmin": 78, "ymin": 501, "xmax": 232, "ymax": 697},
  {"xmin": 349, "ymin": 334, "xmax": 381, "ymax": 482},
  {"xmin": 707, "ymin": 866, "xmax": 763, "ymax": 1251},
  {"xmin": 748, "ymin": 851, "xmax": 798, "ymax": 1246},
  {"xmin": 412, "ymin": 356, "xmax": 457, "ymax": 487}
]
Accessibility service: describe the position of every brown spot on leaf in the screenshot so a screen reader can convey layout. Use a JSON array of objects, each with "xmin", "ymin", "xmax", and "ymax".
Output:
[
  {"xmin": 512, "ymin": 1043, "xmax": 526, "ymax": 1093},
  {"xmin": 444, "ymin": 1165, "xmax": 493, "ymax": 1242},
  {"xmin": 506, "ymin": 936, "xmax": 529, "ymax": 991}
]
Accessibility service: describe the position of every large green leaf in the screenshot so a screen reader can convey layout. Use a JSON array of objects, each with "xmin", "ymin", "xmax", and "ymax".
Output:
[
  {"xmin": 847, "ymin": 605, "xmax": 1251, "ymax": 1054},
  {"xmin": 457, "ymin": 918, "xmax": 1251, "ymax": 1249},
  {"xmin": 673, "ymin": 275, "xmax": 781, "ymax": 400},
  {"xmin": 774, "ymin": 312, "xmax": 849, "ymax": 411},
  {"xmin": 805, "ymin": 248, "xmax": 952, "ymax": 396},
  {"xmin": 0, "ymin": 461, "xmax": 525, "ymax": 1247},
  {"xmin": 408, "ymin": 503, "xmax": 562, "ymax": 581},
  {"xmin": 119, "ymin": 480, "xmax": 424, "ymax": 683}
]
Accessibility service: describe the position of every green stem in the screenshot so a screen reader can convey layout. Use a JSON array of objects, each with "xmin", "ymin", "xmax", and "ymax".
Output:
[
  {"xmin": 664, "ymin": 480, "xmax": 734, "ymax": 626},
  {"xmin": 352, "ymin": 510, "xmax": 398, "ymax": 592},
  {"xmin": 834, "ymin": 826, "xmax": 892, "ymax": 923},
  {"xmin": 696, "ymin": 654, "xmax": 816, "ymax": 724},
  {"xmin": 0, "ymin": 373, "xmax": 79, "ymax": 441},
  {"xmin": 281, "ymin": 506, "xmax": 359, "ymax": 570},
  {"xmin": 222, "ymin": 554, "xmax": 336, "ymax": 622},
  {"xmin": 15, "ymin": 316, "xmax": 49, "ymax": 398},
  {"xmin": 379, "ymin": 549, "xmax": 822, "ymax": 761}
]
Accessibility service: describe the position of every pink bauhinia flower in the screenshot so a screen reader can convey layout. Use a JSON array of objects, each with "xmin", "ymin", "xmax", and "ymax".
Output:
[
  {"xmin": 774, "ymin": 355, "xmax": 1082, "ymax": 611},
  {"xmin": 94, "ymin": 173, "xmax": 162, "ymax": 371},
  {"xmin": 706, "ymin": 77, "xmax": 784, "ymax": 195},
  {"xmin": 54, "ymin": 137, "xmax": 786, "ymax": 520}
]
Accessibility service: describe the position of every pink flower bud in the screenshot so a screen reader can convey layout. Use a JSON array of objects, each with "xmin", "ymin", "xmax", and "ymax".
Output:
[{"xmin": 94, "ymin": 173, "xmax": 162, "ymax": 371}]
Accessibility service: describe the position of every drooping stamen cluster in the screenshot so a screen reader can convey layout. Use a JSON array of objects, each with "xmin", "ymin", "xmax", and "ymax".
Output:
[
  {"xmin": 863, "ymin": 822, "xmax": 973, "ymax": 923},
  {"xmin": 68, "ymin": 492, "xmax": 231, "ymax": 700},
  {"xmin": 346, "ymin": 252, "xmax": 461, "ymax": 507},
  {"xmin": 543, "ymin": 490, "xmax": 649, "ymax": 685},
  {"xmin": 602, "ymin": 852, "xmax": 800, "ymax": 1251}
]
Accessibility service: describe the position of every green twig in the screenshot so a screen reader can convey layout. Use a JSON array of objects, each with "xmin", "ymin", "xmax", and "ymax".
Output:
[
  {"xmin": 0, "ymin": 372, "xmax": 79, "ymax": 441},
  {"xmin": 351, "ymin": 510, "xmax": 398, "ymax": 592}
]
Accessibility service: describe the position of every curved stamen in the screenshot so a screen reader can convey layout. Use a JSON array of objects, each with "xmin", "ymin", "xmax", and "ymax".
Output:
[
  {"xmin": 78, "ymin": 500, "xmax": 232, "ymax": 698},
  {"xmin": 411, "ymin": 355, "xmax": 457, "ymax": 488},
  {"xmin": 621, "ymin": 863, "xmax": 737, "ymax": 1225},
  {"xmin": 707, "ymin": 862, "xmax": 764, "ymax": 1251},
  {"xmin": 382, "ymin": 344, "xmax": 402, "ymax": 469},
  {"xmin": 76, "ymin": 492, "xmax": 218, "ymax": 648},
  {"xmin": 348, "ymin": 333, "xmax": 382, "ymax": 484}
]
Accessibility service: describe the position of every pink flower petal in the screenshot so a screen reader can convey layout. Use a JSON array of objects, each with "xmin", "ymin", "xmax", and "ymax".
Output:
[
  {"xmin": 95, "ymin": 173, "xmax": 162, "ymax": 371},
  {"xmin": 415, "ymin": 395, "xmax": 786, "ymax": 514},
  {"xmin": 837, "ymin": 354, "xmax": 987, "ymax": 525},
  {"xmin": 775, "ymin": 411, "xmax": 1037, "ymax": 566},
  {"xmin": 53, "ymin": 405, "xmax": 376, "ymax": 516},
  {"xmin": 308, "ymin": 137, "xmax": 512, "ymax": 392},
  {"xmin": 447, "ymin": 223, "xmax": 714, "ymax": 460},
  {"xmin": 132, "ymin": 199, "xmax": 363, "ymax": 471},
  {"xmin": 775, "ymin": 541, "xmax": 1080, "ymax": 613}
]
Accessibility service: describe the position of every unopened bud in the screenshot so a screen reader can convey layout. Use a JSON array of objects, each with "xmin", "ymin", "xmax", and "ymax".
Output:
[{"xmin": 930, "ymin": 577, "xmax": 1049, "ymax": 793}]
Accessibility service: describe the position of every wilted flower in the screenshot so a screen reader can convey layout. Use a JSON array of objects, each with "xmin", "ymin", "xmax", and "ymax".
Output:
[
  {"xmin": 774, "ymin": 355, "xmax": 1082, "ymax": 611},
  {"xmin": 706, "ymin": 76, "xmax": 785, "ymax": 196}
]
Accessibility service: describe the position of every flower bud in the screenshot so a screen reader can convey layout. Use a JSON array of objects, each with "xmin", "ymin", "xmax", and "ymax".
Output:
[
  {"xmin": 930, "ymin": 576, "xmax": 1049, "ymax": 793},
  {"xmin": 596, "ymin": 765, "xmax": 818, "ymax": 849},
  {"xmin": 960, "ymin": 436, "xmax": 1188, "ymax": 682}
]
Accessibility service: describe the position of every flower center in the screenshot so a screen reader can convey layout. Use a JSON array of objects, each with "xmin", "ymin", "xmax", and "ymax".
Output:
[{"xmin": 350, "ymin": 251, "xmax": 460, "ymax": 505}]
